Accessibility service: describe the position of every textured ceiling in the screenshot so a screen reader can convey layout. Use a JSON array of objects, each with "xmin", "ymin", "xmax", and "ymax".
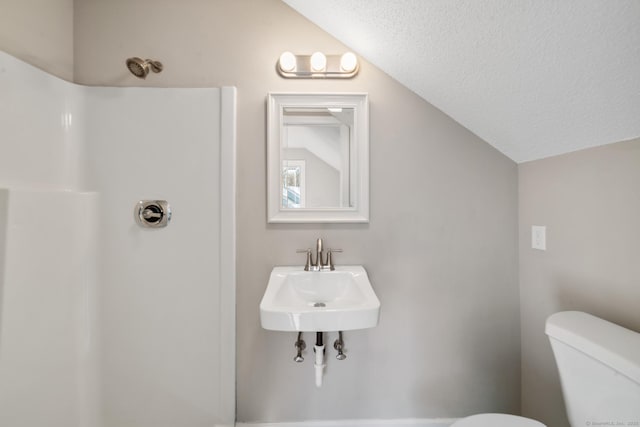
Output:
[{"xmin": 282, "ymin": 0, "xmax": 640, "ymax": 163}]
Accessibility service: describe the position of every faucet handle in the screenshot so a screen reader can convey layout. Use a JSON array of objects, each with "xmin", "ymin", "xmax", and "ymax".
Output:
[
  {"xmin": 326, "ymin": 248, "xmax": 342, "ymax": 271},
  {"xmin": 296, "ymin": 248, "xmax": 313, "ymax": 271}
]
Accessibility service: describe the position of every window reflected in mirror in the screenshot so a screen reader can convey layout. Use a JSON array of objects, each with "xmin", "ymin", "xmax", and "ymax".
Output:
[{"xmin": 282, "ymin": 160, "xmax": 305, "ymax": 208}]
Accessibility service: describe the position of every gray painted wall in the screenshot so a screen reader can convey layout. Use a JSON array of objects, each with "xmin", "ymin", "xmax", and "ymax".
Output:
[
  {"xmin": 519, "ymin": 137, "xmax": 640, "ymax": 427},
  {"xmin": 6, "ymin": 0, "xmax": 520, "ymax": 423},
  {"xmin": 0, "ymin": 0, "xmax": 73, "ymax": 80}
]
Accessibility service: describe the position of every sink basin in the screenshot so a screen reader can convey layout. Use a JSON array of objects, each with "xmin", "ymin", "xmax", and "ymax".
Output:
[{"xmin": 260, "ymin": 265, "xmax": 380, "ymax": 332}]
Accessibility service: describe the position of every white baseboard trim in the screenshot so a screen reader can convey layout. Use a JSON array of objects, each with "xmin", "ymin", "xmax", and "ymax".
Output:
[{"xmin": 236, "ymin": 418, "xmax": 458, "ymax": 427}]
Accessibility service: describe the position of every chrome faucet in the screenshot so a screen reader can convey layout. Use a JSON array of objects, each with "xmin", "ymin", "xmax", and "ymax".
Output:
[
  {"xmin": 316, "ymin": 238, "xmax": 324, "ymax": 269},
  {"xmin": 297, "ymin": 238, "xmax": 342, "ymax": 271}
]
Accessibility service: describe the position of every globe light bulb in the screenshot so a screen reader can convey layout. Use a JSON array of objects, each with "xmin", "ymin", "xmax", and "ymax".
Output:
[
  {"xmin": 310, "ymin": 52, "xmax": 327, "ymax": 72},
  {"xmin": 340, "ymin": 52, "xmax": 358, "ymax": 72},
  {"xmin": 278, "ymin": 51, "xmax": 296, "ymax": 72}
]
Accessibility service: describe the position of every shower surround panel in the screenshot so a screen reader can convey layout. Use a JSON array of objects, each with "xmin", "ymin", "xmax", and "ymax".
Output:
[
  {"xmin": 0, "ymin": 188, "xmax": 99, "ymax": 427},
  {"xmin": 0, "ymin": 51, "xmax": 235, "ymax": 427}
]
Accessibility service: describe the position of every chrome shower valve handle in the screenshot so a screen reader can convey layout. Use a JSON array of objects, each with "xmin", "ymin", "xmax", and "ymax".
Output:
[{"xmin": 135, "ymin": 200, "xmax": 171, "ymax": 228}]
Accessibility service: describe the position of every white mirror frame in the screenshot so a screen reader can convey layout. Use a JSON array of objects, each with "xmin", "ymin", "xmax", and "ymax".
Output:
[{"xmin": 267, "ymin": 92, "xmax": 369, "ymax": 223}]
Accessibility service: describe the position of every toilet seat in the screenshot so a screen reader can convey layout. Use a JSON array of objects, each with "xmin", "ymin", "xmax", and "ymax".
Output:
[{"xmin": 451, "ymin": 413, "xmax": 546, "ymax": 427}]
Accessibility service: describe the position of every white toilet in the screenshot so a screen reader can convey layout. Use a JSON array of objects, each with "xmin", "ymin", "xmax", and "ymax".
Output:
[
  {"xmin": 545, "ymin": 311, "xmax": 640, "ymax": 426},
  {"xmin": 452, "ymin": 311, "xmax": 640, "ymax": 427},
  {"xmin": 451, "ymin": 413, "xmax": 544, "ymax": 427}
]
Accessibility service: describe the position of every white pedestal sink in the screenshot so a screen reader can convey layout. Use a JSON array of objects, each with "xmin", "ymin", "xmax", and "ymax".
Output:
[{"xmin": 260, "ymin": 265, "xmax": 380, "ymax": 332}]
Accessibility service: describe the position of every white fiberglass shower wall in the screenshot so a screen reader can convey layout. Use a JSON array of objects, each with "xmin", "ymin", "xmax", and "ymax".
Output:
[{"xmin": 0, "ymin": 51, "xmax": 236, "ymax": 427}]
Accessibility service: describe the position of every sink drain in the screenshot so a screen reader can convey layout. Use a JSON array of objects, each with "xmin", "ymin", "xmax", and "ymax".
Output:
[{"xmin": 313, "ymin": 302, "xmax": 326, "ymax": 308}]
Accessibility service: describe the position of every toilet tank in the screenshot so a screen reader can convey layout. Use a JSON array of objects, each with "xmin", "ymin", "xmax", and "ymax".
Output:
[{"xmin": 545, "ymin": 311, "xmax": 640, "ymax": 427}]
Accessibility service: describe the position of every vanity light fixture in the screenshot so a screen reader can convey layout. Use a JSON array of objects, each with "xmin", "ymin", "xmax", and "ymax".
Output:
[{"xmin": 276, "ymin": 51, "xmax": 359, "ymax": 78}]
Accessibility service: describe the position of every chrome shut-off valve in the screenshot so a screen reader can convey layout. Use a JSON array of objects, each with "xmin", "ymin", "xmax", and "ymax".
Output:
[
  {"xmin": 334, "ymin": 331, "xmax": 346, "ymax": 360},
  {"xmin": 294, "ymin": 332, "xmax": 306, "ymax": 363}
]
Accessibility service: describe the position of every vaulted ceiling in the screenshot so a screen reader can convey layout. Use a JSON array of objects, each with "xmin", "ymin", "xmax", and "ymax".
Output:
[{"xmin": 283, "ymin": 0, "xmax": 640, "ymax": 163}]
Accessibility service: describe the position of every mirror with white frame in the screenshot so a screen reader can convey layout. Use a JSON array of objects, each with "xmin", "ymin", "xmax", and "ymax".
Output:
[{"xmin": 267, "ymin": 93, "xmax": 369, "ymax": 223}]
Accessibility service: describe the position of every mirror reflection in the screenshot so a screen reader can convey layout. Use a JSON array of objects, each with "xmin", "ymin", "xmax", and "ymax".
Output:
[
  {"xmin": 281, "ymin": 107, "xmax": 354, "ymax": 209},
  {"xmin": 267, "ymin": 92, "xmax": 368, "ymax": 223}
]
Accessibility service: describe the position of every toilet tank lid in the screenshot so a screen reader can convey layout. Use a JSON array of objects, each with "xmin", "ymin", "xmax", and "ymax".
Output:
[{"xmin": 545, "ymin": 311, "xmax": 640, "ymax": 384}]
